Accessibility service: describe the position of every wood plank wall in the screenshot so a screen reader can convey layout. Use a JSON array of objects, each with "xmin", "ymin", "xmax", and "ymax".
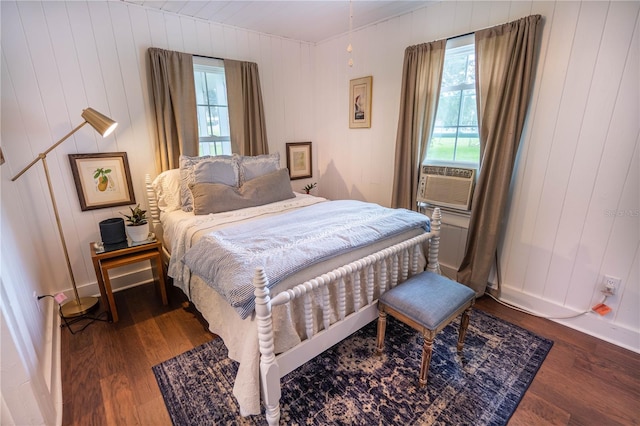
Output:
[{"xmin": 314, "ymin": 1, "xmax": 639, "ymax": 350}]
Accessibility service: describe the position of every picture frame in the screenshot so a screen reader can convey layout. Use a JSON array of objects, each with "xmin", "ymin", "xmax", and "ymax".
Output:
[
  {"xmin": 68, "ymin": 152, "xmax": 136, "ymax": 211},
  {"xmin": 349, "ymin": 76, "xmax": 372, "ymax": 128},
  {"xmin": 286, "ymin": 142, "xmax": 312, "ymax": 180}
]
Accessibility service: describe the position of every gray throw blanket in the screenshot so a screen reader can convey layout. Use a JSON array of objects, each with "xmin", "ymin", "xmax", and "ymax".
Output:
[{"xmin": 182, "ymin": 200, "xmax": 430, "ymax": 319}]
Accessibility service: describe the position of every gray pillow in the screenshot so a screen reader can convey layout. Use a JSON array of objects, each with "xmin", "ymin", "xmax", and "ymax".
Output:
[
  {"xmin": 179, "ymin": 154, "xmax": 239, "ymax": 212},
  {"xmin": 238, "ymin": 153, "xmax": 280, "ymax": 184},
  {"xmin": 190, "ymin": 168, "xmax": 295, "ymax": 215}
]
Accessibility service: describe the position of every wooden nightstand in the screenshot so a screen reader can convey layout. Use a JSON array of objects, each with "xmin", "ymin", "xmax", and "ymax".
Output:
[{"xmin": 90, "ymin": 240, "xmax": 168, "ymax": 322}]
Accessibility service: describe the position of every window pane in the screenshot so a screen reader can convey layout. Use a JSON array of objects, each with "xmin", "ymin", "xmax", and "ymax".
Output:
[
  {"xmin": 218, "ymin": 106, "xmax": 230, "ymax": 137},
  {"xmin": 441, "ymin": 47, "xmax": 475, "ymax": 88},
  {"xmin": 196, "ymin": 105, "xmax": 210, "ymax": 136},
  {"xmin": 425, "ymin": 39, "xmax": 479, "ymax": 168},
  {"xmin": 453, "ymin": 129, "xmax": 480, "ymax": 163},
  {"xmin": 460, "ymin": 89, "xmax": 477, "ymax": 126},
  {"xmin": 426, "ymin": 135, "xmax": 456, "ymax": 162},
  {"xmin": 435, "ymin": 91, "xmax": 461, "ymax": 127},
  {"xmin": 194, "ymin": 71, "xmax": 207, "ymax": 104},
  {"xmin": 205, "ymin": 72, "xmax": 227, "ymax": 105},
  {"xmin": 442, "ymin": 54, "xmax": 468, "ymax": 87},
  {"xmin": 194, "ymin": 58, "xmax": 232, "ymax": 156}
]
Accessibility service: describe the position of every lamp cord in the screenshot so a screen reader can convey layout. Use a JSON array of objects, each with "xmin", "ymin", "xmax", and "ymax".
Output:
[
  {"xmin": 37, "ymin": 295, "xmax": 108, "ymax": 334},
  {"xmin": 488, "ymin": 248, "xmax": 606, "ymax": 320}
]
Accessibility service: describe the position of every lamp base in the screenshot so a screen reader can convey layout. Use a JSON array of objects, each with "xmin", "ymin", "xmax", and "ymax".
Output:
[{"xmin": 60, "ymin": 296, "xmax": 99, "ymax": 318}]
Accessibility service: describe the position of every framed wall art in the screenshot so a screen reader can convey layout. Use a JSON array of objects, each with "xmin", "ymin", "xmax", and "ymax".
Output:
[
  {"xmin": 349, "ymin": 76, "xmax": 372, "ymax": 128},
  {"xmin": 286, "ymin": 142, "xmax": 312, "ymax": 180},
  {"xmin": 68, "ymin": 152, "xmax": 136, "ymax": 211}
]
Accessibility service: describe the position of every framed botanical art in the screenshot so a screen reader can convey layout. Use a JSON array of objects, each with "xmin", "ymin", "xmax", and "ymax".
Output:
[
  {"xmin": 349, "ymin": 76, "xmax": 372, "ymax": 128},
  {"xmin": 68, "ymin": 152, "xmax": 136, "ymax": 211},
  {"xmin": 286, "ymin": 142, "xmax": 312, "ymax": 180}
]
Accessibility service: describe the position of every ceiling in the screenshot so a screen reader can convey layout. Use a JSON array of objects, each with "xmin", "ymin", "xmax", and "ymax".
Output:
[{"xmin": 123, "ymin": 1, "xmax": 432, "ymax": 43}]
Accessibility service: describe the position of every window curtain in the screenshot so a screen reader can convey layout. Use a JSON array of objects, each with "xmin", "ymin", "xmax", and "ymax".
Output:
[
  {"xmin": 148, "ymin": 48, "xmax": 199, "ymax": 172},
  {"xmin": 457, "ymin": 15, "xmax": 543, "ymax": 295},
  {"xmin": 391, "ymin": 40, "xmax": 446, "ymax": 210},
  {"xmin": 224, "ymin": 59, "xmax": 269, "ymax": 156}
]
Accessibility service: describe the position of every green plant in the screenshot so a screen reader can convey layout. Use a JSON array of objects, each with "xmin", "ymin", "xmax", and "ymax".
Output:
[
  {"xmin": 122, "ymin": 204, "xmax": 147, "ymax": 226},
  {"xmin": 303, "ymin": 182, "xmax": 317, "ymax": 194}
]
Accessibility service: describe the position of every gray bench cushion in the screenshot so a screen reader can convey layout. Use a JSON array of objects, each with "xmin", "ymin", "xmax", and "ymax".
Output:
[{"xmin": 379, "ymin": 272, "xmax": 475, "ymax": 330}]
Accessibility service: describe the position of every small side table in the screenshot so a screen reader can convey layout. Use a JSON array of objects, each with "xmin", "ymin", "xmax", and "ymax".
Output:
[{"xmin": 90, "ymin": 240, "xmax": 168, "ymax": 322}]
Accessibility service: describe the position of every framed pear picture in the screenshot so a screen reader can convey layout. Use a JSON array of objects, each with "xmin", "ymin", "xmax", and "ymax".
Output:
[
  {"xmin": 68, "ymin": 152, "xmax": 136, "ymax": 211},
  {"xmin": 349, "ymin": 76, "xmax": 372, "ymax": 128}
]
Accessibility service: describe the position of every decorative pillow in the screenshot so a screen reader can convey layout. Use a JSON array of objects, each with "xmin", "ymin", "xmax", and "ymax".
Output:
[
  {"xmin": 238, "ymin": 153, "xmax": 280, "ymax": 184},
  {"xmin": 151, "ymin": 169, "xmax": 181, "ymax": 212},
  {"xmin": 179, "ymin": 155, "xmax": 239, "ymax": 212},
  {"xmin": 190, "ymin": 168, "xmax": 295, "ymax": 215}
]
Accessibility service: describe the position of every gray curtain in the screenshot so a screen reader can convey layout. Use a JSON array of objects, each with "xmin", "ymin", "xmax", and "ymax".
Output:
[
  {"xmin": 148, "ymin": 48, "xmax": 199, "ymax": 172},
  {"xmin": 391, "ymin": 40, "xmax": 446, "ymax": 210},
  {"xmin": 457, "ymin": 15, "xmax": 543, "ymax": 295},
  {"xmin": 224, "ymin": 59, "xmax": 269, "ymax": 156}
]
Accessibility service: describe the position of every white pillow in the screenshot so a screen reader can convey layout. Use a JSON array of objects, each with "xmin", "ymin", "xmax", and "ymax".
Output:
[
  {"xmin": 151, "ymin": 169, "xmax": 181, "ymax": 212},
  {"xmin": 179, "ymin": 155, "xmax": 239, "ymax": 212},
  {"xmin": 238, "ymin": 153, "xmax": 280, "ymax": 184}
]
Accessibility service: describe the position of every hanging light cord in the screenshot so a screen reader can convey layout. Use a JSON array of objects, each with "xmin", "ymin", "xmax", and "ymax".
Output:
[{"xmin": 347, "ymin": 0, "xmax": 353, "ymax": 67}]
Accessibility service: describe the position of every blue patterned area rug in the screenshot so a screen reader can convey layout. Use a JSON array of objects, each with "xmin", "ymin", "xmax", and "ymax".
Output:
[{"xmin": 153, "ymin": 309, "xmax": 552, "ymax": 425}]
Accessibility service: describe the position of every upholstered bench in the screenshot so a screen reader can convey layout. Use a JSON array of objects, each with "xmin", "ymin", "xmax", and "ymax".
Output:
[{"xmin": 376, "ymin": 271, "xmax": 476, "ymax": 387}]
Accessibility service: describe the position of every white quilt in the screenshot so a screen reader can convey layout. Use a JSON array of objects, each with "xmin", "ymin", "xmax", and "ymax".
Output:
[
  {"xmin": 165, "ymin": 193, "xmax": 326, "ymax": 293},
  {"xmin": 183, "ymin": 200, "xmax": 430, "ymax": 319}
]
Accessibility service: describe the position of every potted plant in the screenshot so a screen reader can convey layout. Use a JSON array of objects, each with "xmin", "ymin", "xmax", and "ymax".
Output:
[
  {"xmin": 303, "ymin": 182, "xmax": 317, "ymax": 194},
  {"xmin": 122, "ymin": 204, "xmax": 149, "ymax": 242}
]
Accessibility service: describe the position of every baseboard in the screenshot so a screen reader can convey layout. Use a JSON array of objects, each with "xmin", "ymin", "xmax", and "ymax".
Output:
[
  {"xmin": 433, "ymin": 264, "xmax": 638, "ymax": 353},
  {"xmin": 71, "ymin": 265, "xmax": 155, "ymax": 299},
  {"xmin": 439, "ymin": 263, "xmax": 458, "ymax": 280},
  {"xmin": 66, "ymin": 263, "xmax": 639, "ymax": 354},
  {"xmin": 48, "ymin": 300, "xmax": 63, "ymax": 426},
  {"xmin": 499, "ymin": 286, "xmax": 639, "ymax": 354}
]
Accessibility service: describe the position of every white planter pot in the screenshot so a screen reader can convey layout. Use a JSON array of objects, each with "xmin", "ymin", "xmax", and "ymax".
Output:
[{"xmin": 126, "ymin": 222, "xmax": 150, "ymax": 242}]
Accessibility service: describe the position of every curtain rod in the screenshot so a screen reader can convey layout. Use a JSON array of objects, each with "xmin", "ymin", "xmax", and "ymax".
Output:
[
  {"xmin": 446, "ymin": 14, "xmax": 541, "ymax": 41},
  {"xmin": 448, "ymin": 30, "xmax": 474, "ymax": 40},
  {"xmin": 194, "ymin": 54, "xmax": 224, "ymax": 61}
]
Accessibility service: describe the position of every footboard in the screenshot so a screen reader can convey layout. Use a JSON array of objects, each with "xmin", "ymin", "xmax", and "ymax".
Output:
[{"xmin": 253, "ymin": 208, "xmax": 441, "ymax": 425}]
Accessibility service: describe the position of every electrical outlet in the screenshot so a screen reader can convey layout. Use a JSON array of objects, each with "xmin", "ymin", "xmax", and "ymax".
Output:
[{"xmin": 602, "ymin": 275, "xmax": 621, "ymax": 296}]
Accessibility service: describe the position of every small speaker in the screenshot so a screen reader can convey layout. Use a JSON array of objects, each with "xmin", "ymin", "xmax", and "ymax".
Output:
[{"xmin": 99, "ymin": 218, "xmax": 126, "ymax": 245}]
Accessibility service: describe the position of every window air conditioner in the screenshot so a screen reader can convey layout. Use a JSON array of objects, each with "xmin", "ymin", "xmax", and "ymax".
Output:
[{"xmin": 417, "ymin": 165, "xmax": 476, "ymax": 211}]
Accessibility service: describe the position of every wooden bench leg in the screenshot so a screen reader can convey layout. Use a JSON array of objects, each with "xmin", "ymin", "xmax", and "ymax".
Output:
[
  {"xmin": 376, "ymin": 310, "xmax": 387, "ymax": 355},
  {"xmin": 457, "ymin": 306, "xmax": 472, "ymax": 351},
  {"xmin": 419, "ymin": 334, "xmax": 434, "ymax": 387}
]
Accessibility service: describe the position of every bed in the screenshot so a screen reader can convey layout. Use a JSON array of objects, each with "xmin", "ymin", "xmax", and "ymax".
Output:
[{"xmin": 145, "ymin": 153, "xmax": 442, "ymax": 425}]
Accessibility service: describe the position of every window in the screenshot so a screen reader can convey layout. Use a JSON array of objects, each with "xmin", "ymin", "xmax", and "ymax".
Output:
[
  {"xmin": 425, "ymin": 35, "xmax": 479, "ymax": 169},
  {"xmin": 193, "ymin": 57, "xmax": 232, "ymax": 156}
]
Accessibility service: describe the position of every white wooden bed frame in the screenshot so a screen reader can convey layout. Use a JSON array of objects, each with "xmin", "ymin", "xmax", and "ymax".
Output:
[{"xmin": 145, "ymin": 175, "xmax": 442, "ymax": 425}]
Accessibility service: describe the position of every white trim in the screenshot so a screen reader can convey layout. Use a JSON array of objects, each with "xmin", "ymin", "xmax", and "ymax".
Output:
[
  {"xmin": 67, "ymin": 265, "xmax": 155, "ymax": 300},
  {"xmin": 500, "ymin": 285, "xmax": 640, "ymax": 354}
]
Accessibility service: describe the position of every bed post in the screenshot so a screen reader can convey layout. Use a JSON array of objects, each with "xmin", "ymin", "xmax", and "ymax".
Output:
[
  {"xmin": 427, "ymin": 207, "xmax": 441, "ymax": 274},
  {"xmin": 253, "ymin": 267, "xmax": 281, "ymax": 426},
  {"xmin": 145, "ymin": 174, "xmax": 160, "ymax": 223}
]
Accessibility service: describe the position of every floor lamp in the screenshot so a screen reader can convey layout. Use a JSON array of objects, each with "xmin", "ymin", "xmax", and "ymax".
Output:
[{"xmin": 11, "ymin": 108, "xmax": 118, "ymax": 318}]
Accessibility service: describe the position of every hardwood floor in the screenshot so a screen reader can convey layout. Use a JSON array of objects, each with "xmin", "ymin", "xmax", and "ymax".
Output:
[{"xmin": 61, "ymin": 283, "xmax": 640, "ymax": 425}]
